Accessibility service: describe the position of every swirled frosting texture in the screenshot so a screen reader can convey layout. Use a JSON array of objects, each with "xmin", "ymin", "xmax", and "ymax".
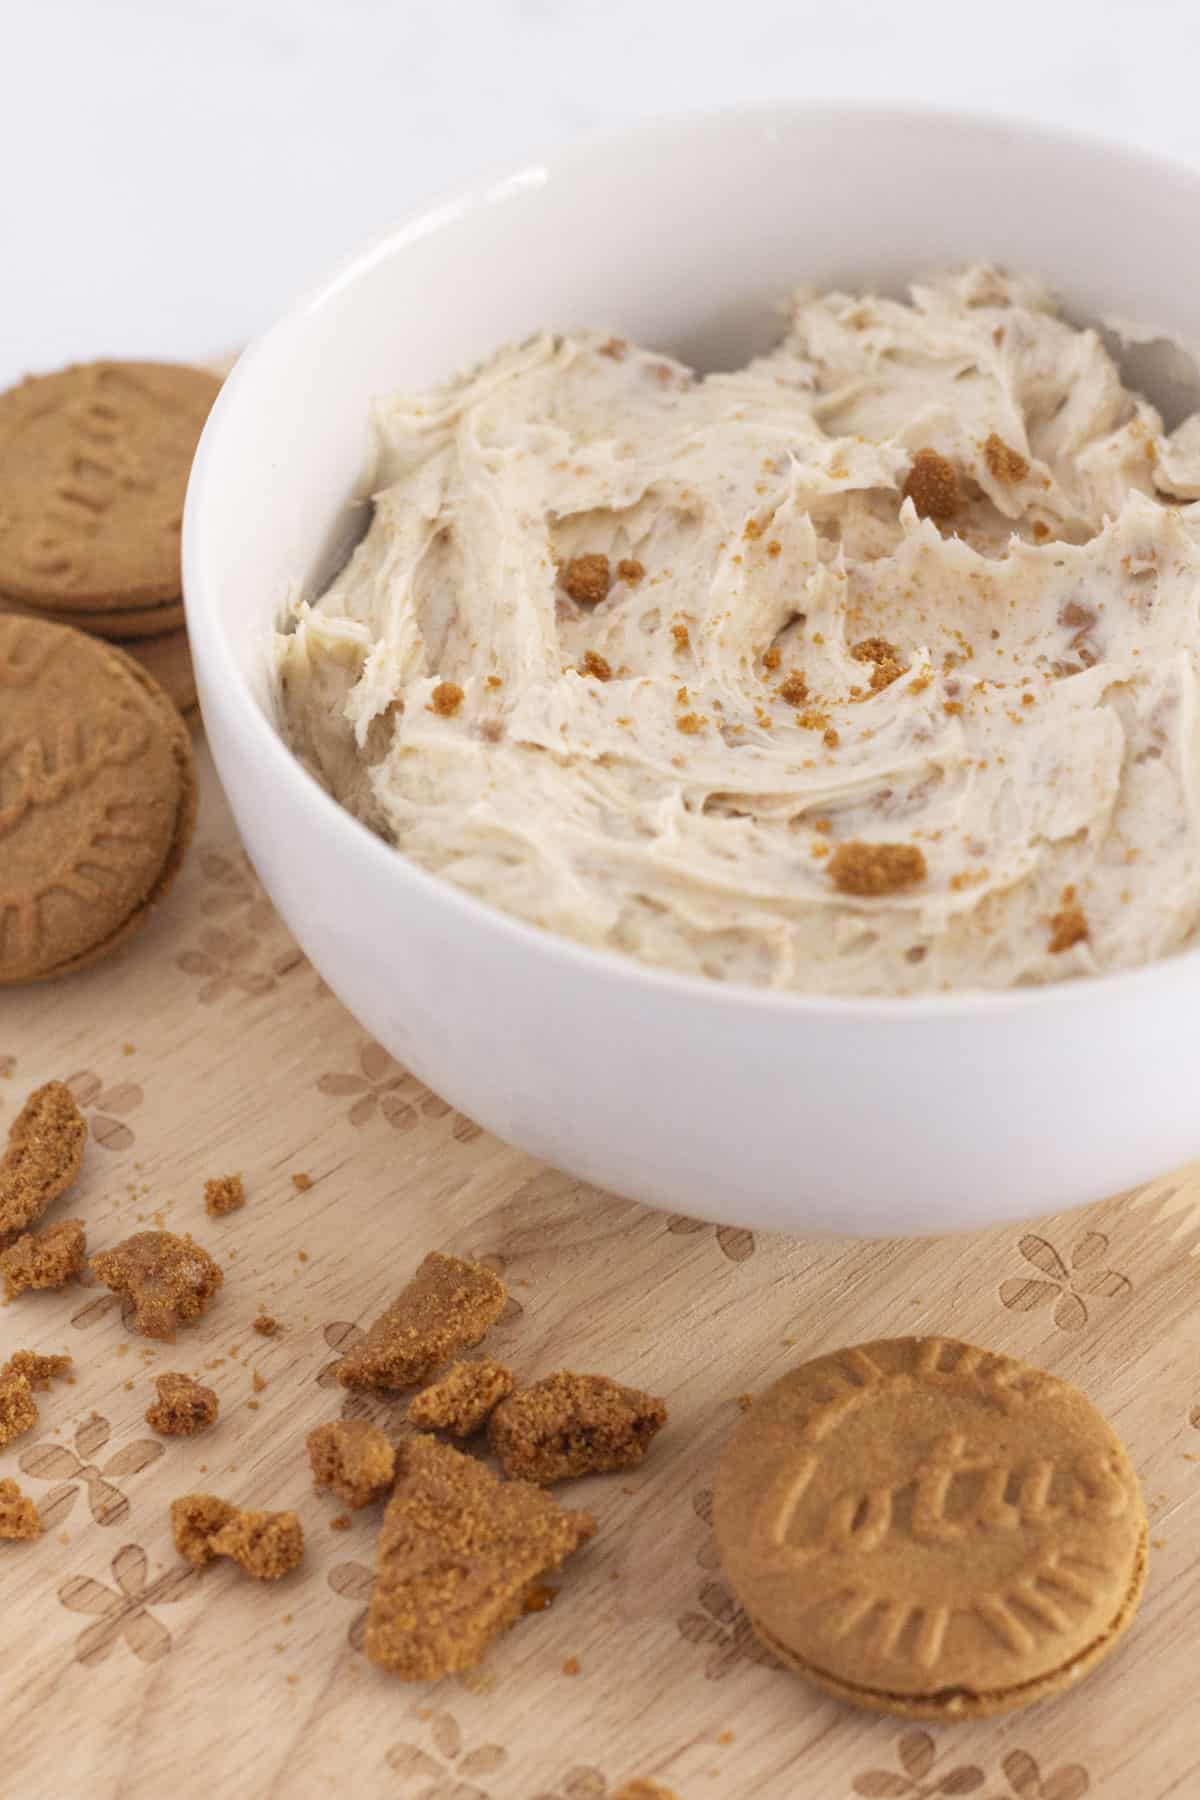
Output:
[{"xmin": 278, "ymin": 268, "xmax": 1200, "ymax": 994}]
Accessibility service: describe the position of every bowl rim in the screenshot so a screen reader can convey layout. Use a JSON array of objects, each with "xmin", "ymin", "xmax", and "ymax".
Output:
[{"xmin": 184, "ymin": 96, "xmax": 1200, "ymax": 1025}]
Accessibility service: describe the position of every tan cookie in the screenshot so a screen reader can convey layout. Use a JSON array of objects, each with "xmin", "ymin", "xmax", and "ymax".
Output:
[
  {"xmin": 713, "ymin": 1336, "xmax": 1146, "ymax": 1720},
  {"xmin": 0, "ymin": 361, "xmax": 219, "ymax": 611},
  {"xmin": 0, "ymin": 616, "xmax": 197, "ymax": 983},
  {"xmin": 0, "ymin": 595, "xmax": 195, "ymax": 713}
]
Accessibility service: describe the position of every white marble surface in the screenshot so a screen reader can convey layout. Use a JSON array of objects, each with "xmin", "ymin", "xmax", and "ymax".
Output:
[{"xmin": 2, "ymin": 0, "xmax": 1197, "ymax": 385}]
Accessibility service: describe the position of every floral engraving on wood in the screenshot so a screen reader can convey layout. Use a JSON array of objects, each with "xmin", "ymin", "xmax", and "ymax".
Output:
[
  {"xmin": 677, "ymin": 1578, "xmax": 780, "ymax": 1681},
  {"xmin": 317, "ymin": 1039, "xmax": 481, "ymax": 1141},
  {"xmin": 852, "ymin": 1734, "xmax": 1089, "ymax": 1799},
  {"xmin": 677, "ymin": 1485, "xmax": 779, "ymax": 1678},
  {"xmin": 666, "ymin": 1214, "xmax": 755, "ymax": 1263},
  {"xmin": 531, "ymin": 1771, "xmax": 612, "ymax": 1800},
  {"xmin": 851, "ymin": 1731, "xmax": 983, "ymax": 1796},
  {"xmin": 328, "ymin": 1560, "xmax": 375, "ymax": 1651},
  {"xmin": 197, "ymin": 847, "xmax": 277, "ymax": 933},
  {"xmin": 20, "ymin": 1414, "xmax": 162, "ymax": 1527},
  {"xmin": 175, "ymin": 927, "xmax": 281, "ymax": 1003},
  {"xmin": 999, "ymin": 1232, "xmax": 1131, "ymax": 1332},
  {"xmin": 65, "ymin": 1068, "xmax": 143, "ymax": 1152},
  {"xmin": 57, "ymin": 1544, "xmax": 198, "ymax": 1666},
  {"xmin": 385, "ymin": 1709, "xmax": 507, "ymax": 1796}
]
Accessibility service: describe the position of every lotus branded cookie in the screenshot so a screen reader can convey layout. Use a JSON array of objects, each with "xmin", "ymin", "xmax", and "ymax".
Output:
[
  {"xmin": 0, "ymin": 616, "xmax": 196, "ymax": 982},
  {"xmin": 713, "ymin": 1337, "xmax": 1147, "ymax": 1719},
  {"xmin": 0, "ymin": 360, "xmax": 219, "ymax": 613}
]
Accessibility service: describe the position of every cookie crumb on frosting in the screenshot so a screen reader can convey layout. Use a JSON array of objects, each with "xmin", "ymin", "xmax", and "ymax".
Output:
[
  {"xmin": 984, "ymin": 432, "xmax": 1030, "ymax": 483},
  {"xmin": 903, "ymin": 448, "xmax": 964, "ymax": 521},
  {"xmin": 562, "ymin": 553, "xmax": 611, "ymax": 605},
  {"xmin": 828, "ymin": 841, "xmax": 927, "ymax": 897}
]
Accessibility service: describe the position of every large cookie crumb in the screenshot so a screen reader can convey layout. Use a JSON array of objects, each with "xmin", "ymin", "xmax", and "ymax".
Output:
[
  {"xmin": 337, "ymin": 1252, "xmax": 506, "ymax": 1393},
  {"xmin": 364, "ymin": 1433, "xmax": 595, "ymax": 1679},
  {"xmin": 0, "ymin": 1218, "xmax": 87, "ymax": 1299},
  {"xmin": 171, "ymin": 1493, "xmax": 304, "ymax": 1580},
  {"xmin": 90, "ymin": 1230, "xmax": 223, "ymax": 1339},
  {"xmin": 489, "ymin": 1372, "xmax": 668, "ymax": 1484},
  {"xmin": 0, "ymin": 1082, "xmax": 87, "ymax": 1240}
]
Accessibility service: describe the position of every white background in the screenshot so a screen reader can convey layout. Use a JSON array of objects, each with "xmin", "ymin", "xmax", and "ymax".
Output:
[{"xmin": 2, "ymin": 0, "xmax": 1197, "ymax": 386}]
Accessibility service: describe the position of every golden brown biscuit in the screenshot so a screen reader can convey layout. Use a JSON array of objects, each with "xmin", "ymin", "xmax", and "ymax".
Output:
[
  {"xmin": 0, "ymin": 595, "xmax": 194, "ymax": 714},
  {"xmin": 713, "ymin": 1337, "xmax": 1146, "ymax": 1720},
  {"xmin": 0, "ymin": 616, "xmax": 197, "ymax": 983},
  {"xmin": 0, "ymin": 361, "xmax": 219, "ymax": 611}
]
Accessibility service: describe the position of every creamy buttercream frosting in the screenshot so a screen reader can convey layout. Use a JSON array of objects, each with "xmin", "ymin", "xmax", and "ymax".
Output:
[{"xmin": 277, "ymin": 267, "xmax": 1200, "ymax": 994}]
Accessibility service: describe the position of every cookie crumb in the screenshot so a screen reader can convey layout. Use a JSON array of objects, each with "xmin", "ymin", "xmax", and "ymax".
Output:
[
  {"xmin": 337, "ymin": 1252, "xmax": 507, "ymax": 1393},
  {"xmin": 408, "ymin": 1358, "xmax": 514, "ymax": 1438},
  {"xmin": 1049, "ymin": 902, "xmax": 1089, "ymax": 954},
  {"xmin": 0, "ymin": 1081, "xmax": 87, "ymax": 1239},
  {"xmin": 616, "ymin": 558, "xmax": 645, "ymax": 586},
  {"xmin": 676, "ymin": 712, "xmax": 706, "ymax": 735},
  {"xmin": 562, "ymin": 1655, "xmax": 582, "ymax": 1676},
  {"xmin": 3, "ymin": 1350, "xmax": 72, "ymax": 1390},
  {"xmin": 291, "ymin": 1172, "xmax": 313, "ymax": 1193},
  {"xmin": 777, "ymin": 672, "xmax": 809, "ymax": 707},
  {"xmin": 364, "ymin": 1433, "xmax": 594, "ymax": 1679},
  {"xmin": 307, "ymin": 1418, "xmax": 396, "ymax": 1508},
  {"xmin": 579, "ymin": 649, "xmax": 612, "ymax": 682},
  {"xmin": 828, "ymin": 840, "xmax": 927, "ymax": 897},
  {"xmin": 0, "ymin": 1478, "xmax": 40, "ymax": 1541},
  {"xmin": 984, "ymin": 432, "xmax": 1030, "ymax": 484},
  {"xmin": 91, "ymin": 1231, "xmax": 223, "ymax": 1340},
  {"xmin": 330, "ymin": 1513, "xmax": 352, "ymax": 1532},
  {"xmin": 0, "ymin": 1218, "xmax": 87, "ymax": 1300},
  {"xmin": 562, "ymin": 554, "xmax": 611, "ymax": 605},
  {"xmin": 204, "ymin": 1175, "xmax": 245, "ymax": 1218},
  {"xmin": 429, "ymin": 681, "xmax": 464, "ymax": 718},
  {"xmin": 253, "ymin": 1314, "xmax": 280, "ymax": 1337},
  {"xmin": 171, "ymin": 1493, "xmax": 304, "ymax": 1580},
  {"xmin": 489, "ymin": 1372, "xmax": 668, "ymax": 1484},
  {"xmin": 0, "ymin": 1371, "xmax": 37, "ymax": 1447},
  {"xmin": 903, "ymin": 448, "xmax": 964, "ymax": 522},
  {"xmin": 146, "ymin": 1371, "xmax": 219, "ymax": 1437},
  {"xmin": 850, "ymin": 638, "xmax": 907, "ymax": 694}
]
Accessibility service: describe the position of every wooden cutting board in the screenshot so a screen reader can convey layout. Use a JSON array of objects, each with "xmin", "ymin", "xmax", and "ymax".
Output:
[{"xmin": 3, "ymin": 738, "xmax": 1199, "ymax": 1800}]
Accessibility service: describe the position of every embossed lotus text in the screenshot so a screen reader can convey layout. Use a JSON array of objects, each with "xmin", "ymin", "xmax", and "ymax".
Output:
[{"xmin": 771, "ymin": 1431, "xmax": 1128, "ymax": 1562}]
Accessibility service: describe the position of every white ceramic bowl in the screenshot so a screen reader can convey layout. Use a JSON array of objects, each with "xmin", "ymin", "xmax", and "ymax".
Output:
[{"xmin": 184, "ymin": 103, "xmax": 1200, "ymax": 1236}]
